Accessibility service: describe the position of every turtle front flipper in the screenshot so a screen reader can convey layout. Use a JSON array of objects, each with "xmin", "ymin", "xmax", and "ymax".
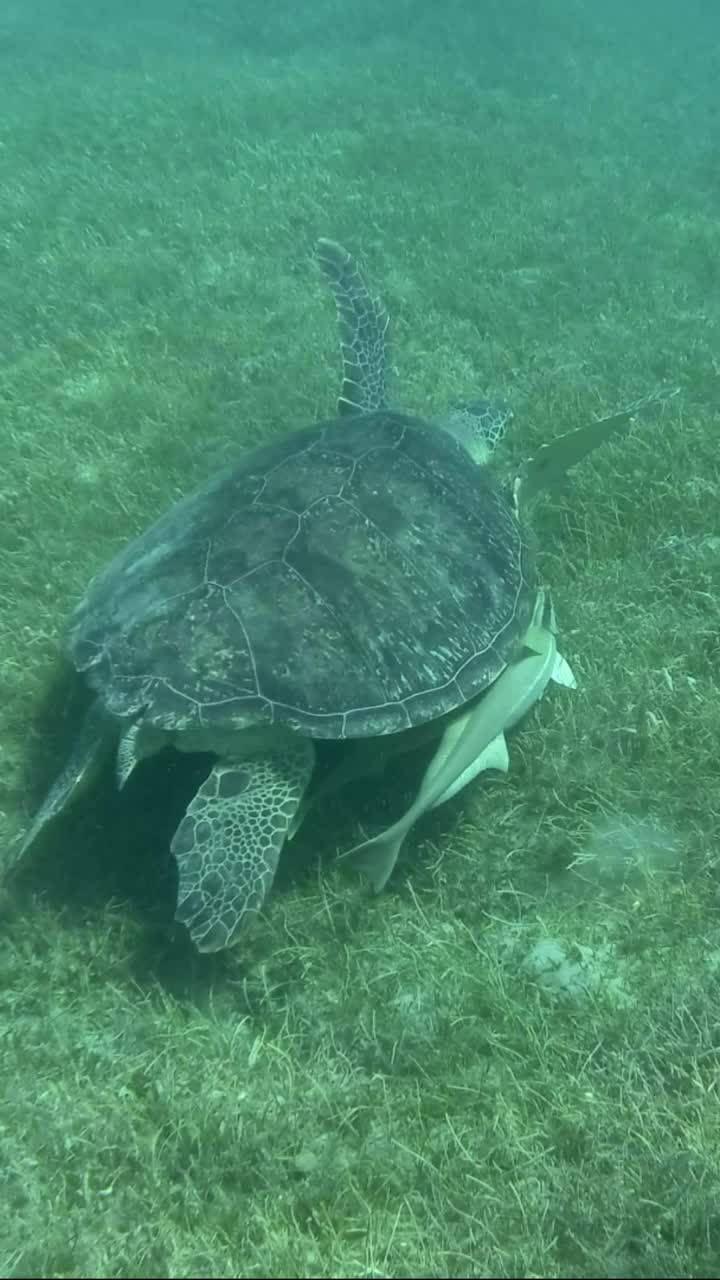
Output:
[
  {"xmin": 14, "ymin": 697, "xmax": 113, "ymax": 867},
  {"xmin": 316, "ymin": 238, "xmax": 390, "ymax": 415},
  {"xmin": 172, "ymin": 737, "xmax": 315, "ymax": 952}
]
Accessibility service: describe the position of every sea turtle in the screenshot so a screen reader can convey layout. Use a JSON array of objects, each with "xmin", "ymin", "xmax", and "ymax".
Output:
[{"xmin": 16, "ymin": 237, "xmax": 659, "ymax": 951}]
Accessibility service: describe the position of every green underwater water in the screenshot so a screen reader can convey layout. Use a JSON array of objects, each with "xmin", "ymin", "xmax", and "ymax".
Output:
[{"xmin": 1, "ymin": 1, "xmax": 720, "ymax": 1276}]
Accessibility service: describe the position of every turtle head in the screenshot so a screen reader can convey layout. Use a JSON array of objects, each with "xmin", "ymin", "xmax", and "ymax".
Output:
[{"xmin": 435, "ymin": 398, "xmax": 512, "ymax": 465}]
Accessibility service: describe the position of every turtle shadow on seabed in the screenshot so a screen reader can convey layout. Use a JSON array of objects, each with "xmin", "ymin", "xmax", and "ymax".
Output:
[
  {"xmin": 9, "ymin": 667, "xmax": 212, "ymax": 979},
  {"xmin": 8, "ymin": 666, "xmax": 345, "ymax": 991}
]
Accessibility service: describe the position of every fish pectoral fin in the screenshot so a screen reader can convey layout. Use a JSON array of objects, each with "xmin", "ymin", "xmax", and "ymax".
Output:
[
  {"xmin": 427, "ymin": 731, "xmax": 509, "ymax": 811},
  {"xmin": 552, "ymin": 651, "xmax": 577, "ymax": 689}
]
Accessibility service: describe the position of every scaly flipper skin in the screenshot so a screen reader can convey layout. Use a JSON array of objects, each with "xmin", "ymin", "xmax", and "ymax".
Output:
[
  {"xmin": 315, "ymin": 237, "xmax": 390, "ymax": 414},
  {"xmin": 172, "ymin": 737, "xmax": 315, "ymax": 951}
]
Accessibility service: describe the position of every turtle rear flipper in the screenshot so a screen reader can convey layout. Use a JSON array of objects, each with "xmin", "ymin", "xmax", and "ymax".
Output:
[
  {"xmin": 172, "ymin": 737, "xmax": 315, "ymax": 952},
  {"xmin": 14, "ymin": 698, "xmax": 112, "ymax": 868}
]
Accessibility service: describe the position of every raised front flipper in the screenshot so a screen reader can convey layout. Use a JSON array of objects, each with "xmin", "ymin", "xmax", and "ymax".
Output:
[{"xmin": 316, "ymin": 238, "xmax": 390, "ymax": 415}]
